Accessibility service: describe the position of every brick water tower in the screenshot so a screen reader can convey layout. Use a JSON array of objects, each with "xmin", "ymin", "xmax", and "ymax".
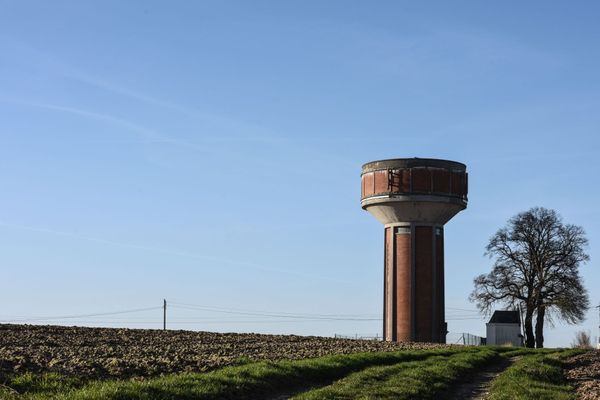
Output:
[{"xmin": 361, "ymin": 158, "xmax": 468, "ymax": 343}]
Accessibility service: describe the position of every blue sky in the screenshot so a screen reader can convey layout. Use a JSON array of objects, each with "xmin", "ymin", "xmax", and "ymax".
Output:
[{"xmin": 1, "ymin": 1, "xmax": 599, "ymax": 347}]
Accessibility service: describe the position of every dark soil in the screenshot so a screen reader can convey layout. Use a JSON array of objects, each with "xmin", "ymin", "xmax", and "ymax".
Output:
[
  {"xmin": 564, "ymin": 350, "xmax": 600, "ymax": 400},
  {"xmin": 0, "ymin": 324, "xmax": 449, "ymax": 380}
]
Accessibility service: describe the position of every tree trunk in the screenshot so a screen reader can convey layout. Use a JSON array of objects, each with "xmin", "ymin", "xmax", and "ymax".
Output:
[
  {"xmin": 524, "ymin": 310, "xmax": 535, "ymax": 348},
  {"xmin": 535, "ymin": 305, "xmax": 545, "ymax": 348}
]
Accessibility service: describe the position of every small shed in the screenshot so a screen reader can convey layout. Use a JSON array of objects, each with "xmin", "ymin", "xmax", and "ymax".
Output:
[{"xmin": 486, "ymin": 310, "xmax": 523, "ymax": 346}]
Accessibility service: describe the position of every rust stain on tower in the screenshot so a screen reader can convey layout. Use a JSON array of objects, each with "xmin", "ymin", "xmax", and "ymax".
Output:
[{"xmin": 361, "ymin": 158, "xmax": 468, "ymax": 343}]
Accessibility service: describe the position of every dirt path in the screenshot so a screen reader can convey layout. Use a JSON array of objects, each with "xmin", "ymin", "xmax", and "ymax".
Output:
[
  {"xmin": 269, "ymin": 356, "xmax": 517, "ymax": 400},
  {"xmin": 267, "ymin": 381, "xmax": 334, "ymax": 400},
  {"xmin": 445, "ymin": 356, "xmax": 518, "ymax": 400}
]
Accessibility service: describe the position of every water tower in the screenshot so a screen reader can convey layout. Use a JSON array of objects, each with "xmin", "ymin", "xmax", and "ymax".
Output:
[{"xmin": 361, "ymin": 158, "xmax": 468, "ymax": 343}]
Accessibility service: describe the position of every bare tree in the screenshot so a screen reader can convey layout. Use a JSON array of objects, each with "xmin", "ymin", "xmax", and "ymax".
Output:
[
  {"xmin": 571, "ymin": 331, "xmax": 593, "ymax": 349},
  {"xmin": 470, "ymin": 207, "xmax": 590, "ymax": 348}
]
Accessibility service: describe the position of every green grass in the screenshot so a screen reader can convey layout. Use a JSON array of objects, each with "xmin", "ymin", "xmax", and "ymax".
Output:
[
  {"xmin": 2, "ymin": 373, "xmax": 86, "ymax": 395},
  {"xmin": 487, "ymin": 349, "xmax": 585, "ymax": 400},
  {"xmin": 491, "ymin": 346, "xmax": 558, "ymax": 358},
  {"xmin": 293, "ymin": 347, "xmax": 498, "ymax": 400},
  {"xmin": 0, "ymin": 348, "xmax": 463, "ymax": 400},
  {"xmin": 2, "ymin": 347, "xmax": 578, "ymax": 400}
]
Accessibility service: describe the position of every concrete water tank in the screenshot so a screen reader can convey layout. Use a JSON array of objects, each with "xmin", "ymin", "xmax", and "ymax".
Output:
[{"xmin": 361, "ymin": 158, "xmax": 468, "ymax": 343}]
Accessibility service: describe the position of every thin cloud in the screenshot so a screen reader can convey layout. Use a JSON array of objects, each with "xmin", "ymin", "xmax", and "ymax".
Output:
[
  {"xmin": 64, "ymin": 71, "xmax": 284, "ymax": 143},
  {"xmin": 0, "ymin": 37, "xmax": 284, "ymax": 143},
  {"xmin": 0, "ymin": 220, "xmax": 349, "ymax": 284},
  {"xmin": 0, "ymin": 97, "xmax": 164, "ymax": 141},
  {"xmin": 33, "ymin": 103, "xmax": 166, "ymax": 141},
  {"xmin": 0, "ymin": 97, "xmax": 217, "ymax": 152}
]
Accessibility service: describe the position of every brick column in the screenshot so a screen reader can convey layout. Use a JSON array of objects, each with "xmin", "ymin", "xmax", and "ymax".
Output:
[{"xmin": 383, "ymin": 225, "xmax": 446, "ymax": 343}]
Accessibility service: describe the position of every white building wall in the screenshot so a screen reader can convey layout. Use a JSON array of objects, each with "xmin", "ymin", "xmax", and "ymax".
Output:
[
  {"xmin": 486, "ymin": 323, "xmax": 522, "ymax": 346},
  {"xmin": 486, "ymin": 324, "xmax": 496, "ymax": 345}
]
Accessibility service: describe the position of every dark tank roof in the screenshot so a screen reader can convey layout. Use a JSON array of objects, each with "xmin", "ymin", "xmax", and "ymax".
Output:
[
  {"xmin": 362, "ymin": 158, "xmax": 466, "ymax": 174},
  {"xmin": 488, "ymin": 310, "xmax": 520, "ymax": 325}
]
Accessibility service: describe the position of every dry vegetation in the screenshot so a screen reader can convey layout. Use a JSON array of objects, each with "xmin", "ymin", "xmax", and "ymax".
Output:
[
  {"xmin": 564, "ymin": 350, "xmax": 600, "ymax": 400},
  {"xmin": 571, "ymin": 331, "xmax": 594, "ymax": 349},
  {"xmin": 0, "ymin": 324, "xmax": 448, "ymax": 380}
]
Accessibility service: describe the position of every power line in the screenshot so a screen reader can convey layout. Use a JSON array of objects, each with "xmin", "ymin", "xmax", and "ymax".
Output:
[
  {"xmin": 169, "ymin": 301, "xmax": 380, "ymax": 320},
  {"xmin": 170, "ymin": 305, "xmax": 379, "ymax": 321},
  {"xmin": 446, "ymin": 307, "xmax": 480, "ymax": 312},
  {"xmin": 169, "ymin": 303, "xmax": 481, "ymax": 322},
  {"xmin": 0, "ymin": 302, "xmax": 483, "ymax": 327},
  {"xmin": 170, "ymin": 301, "xmax": 380, "ymax": 317},
  {"xmin": 0, "ymin": 306, "xmax": 162, "ymax": 322},
  {"xmin": 0, "ymin": 319, "xmax": 379, "ymax": 324},
  {"xmin": 445, "ymin": 317, "xmax": 483, "ymax": 321}
]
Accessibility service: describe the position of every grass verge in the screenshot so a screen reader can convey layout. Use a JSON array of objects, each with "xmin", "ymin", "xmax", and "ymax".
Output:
[
  {"xmin": 293, "ymin": 347, "xmax": 498, "ymax": 400},
  {"xmin": 487, "ymin": 349, "xmax": 585, "ymax": 400},
  {"xmin": 0, "ymin": 348, "xmax": 464, "ymax": 400},
  {"xmin": 1, "ymin": 373, "xmax": 86, "ymax": 396}
]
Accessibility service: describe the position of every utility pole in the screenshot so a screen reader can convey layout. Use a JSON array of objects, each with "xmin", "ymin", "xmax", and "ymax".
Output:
[
  {"xmin": 518, "ymin": 304, "xmax": 525, "ymax": 346},
  {"xmin": 596, "ymin": 304, "xmax": 599, "ymax": 349},
  {"xmin": 163, "ymin": 299, "xmax": 167, "ymax": 331}
]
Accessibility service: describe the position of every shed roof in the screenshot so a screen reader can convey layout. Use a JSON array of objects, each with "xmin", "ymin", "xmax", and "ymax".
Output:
[{"xmin": 488, "ymin": 310, "xmax": 520, "ymax": 324}]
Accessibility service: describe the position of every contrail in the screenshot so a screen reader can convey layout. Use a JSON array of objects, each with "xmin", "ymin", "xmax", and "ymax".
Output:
[
  {"xmin": 0, "ymin": 97, "xmax": 214, "ymax": 152},
  {"xmin": 65, "ymin": 71, "xmax": 283, "ymax": 142},
  {"xmin": 0, "ymin": 97, "xmax": 165, "ymax": 141},
  {"xmin": 0, "ymin": 220, "xmax": 350, "ymax": 284},
  {"xmin": 0, "ymin": 37, "xmax": 284, "ymax": 143},
  {"xmin": 31, "ymin": 102, "xmax": 166, "ymax": 141}
]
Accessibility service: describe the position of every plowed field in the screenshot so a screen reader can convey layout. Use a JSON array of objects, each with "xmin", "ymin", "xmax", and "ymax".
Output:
[
  {"xmin": 565, "ymin": 350, "xmax": 600, "ymax": 400},
  {"xmin": 0, "ymin": 324, "xmax": 447, "ymax": 380}
]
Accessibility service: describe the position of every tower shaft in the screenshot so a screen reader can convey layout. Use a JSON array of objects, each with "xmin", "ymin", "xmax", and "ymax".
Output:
[{"xmin": 383, "ymin": 224, "xmax": 445, "ymax": 342}]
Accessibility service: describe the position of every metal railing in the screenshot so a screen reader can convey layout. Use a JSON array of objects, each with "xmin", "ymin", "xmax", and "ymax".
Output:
[
  {"xmin": 447, "ymin": 332, "xmax": 485, "ymax": 345},
  {"xmin": 334, "ymin": 333, "xmax": 382, "ymax": 341},
  {"xmin": 333, "ymin": 332, "xmax": 485, "ymax": 345}
]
